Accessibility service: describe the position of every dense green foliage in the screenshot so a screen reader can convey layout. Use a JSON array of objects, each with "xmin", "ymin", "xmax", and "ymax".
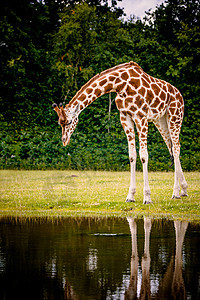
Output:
[{"xmin": 0, "ymin": 0, "xmax": 199, "ymax": 170}]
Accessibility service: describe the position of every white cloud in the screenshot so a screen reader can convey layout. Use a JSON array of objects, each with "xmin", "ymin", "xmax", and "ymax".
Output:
[{"xmin": 117, "ymin": 0, "xmax": 164, "ymax": 19}]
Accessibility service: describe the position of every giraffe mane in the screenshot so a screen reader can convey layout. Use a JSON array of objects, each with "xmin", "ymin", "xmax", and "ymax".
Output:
[{"xmin": 68, "ymin": 61, "xmax": 142, "ymax": 105}]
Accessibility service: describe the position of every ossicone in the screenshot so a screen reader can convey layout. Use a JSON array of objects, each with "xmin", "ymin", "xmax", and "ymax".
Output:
[{"xmin": 52, "ymin": 103, "xmax": 60, "ymax": 116}]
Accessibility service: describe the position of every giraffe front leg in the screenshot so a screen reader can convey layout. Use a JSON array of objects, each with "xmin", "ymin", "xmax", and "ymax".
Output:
[
  {"xmin": 119, "ymin": 113, "xmax": 136, "ymax": 202},
  {"xmin": 126, "ymin": 141, "xmax": 137, "ymax": 202},
  {"xmin": 140, "ymin": 149, "xmax": 151, "ymax": 204},
  {"xmin": 136, "ymin": 119, "xmax": 152, "ymax": 204}
]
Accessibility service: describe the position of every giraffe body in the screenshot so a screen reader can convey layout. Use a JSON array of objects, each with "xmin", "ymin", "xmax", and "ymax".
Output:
[{"xmin": 53, "ymin": 61, "xmax": 188, "ymax": 203}]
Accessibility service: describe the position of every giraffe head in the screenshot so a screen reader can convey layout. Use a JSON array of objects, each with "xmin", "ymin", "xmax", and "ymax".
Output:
[{"xmin": 52, "ymin": 103, "xmax": 79, "ymax": 146}]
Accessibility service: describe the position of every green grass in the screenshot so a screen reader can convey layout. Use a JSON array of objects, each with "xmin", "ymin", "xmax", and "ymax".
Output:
[{"xmin": 0, "ymin": 170, "xmax": 199, "ymax": 221}]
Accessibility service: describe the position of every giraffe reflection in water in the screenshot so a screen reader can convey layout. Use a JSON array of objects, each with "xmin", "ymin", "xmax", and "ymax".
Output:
[
  {"xmin": 125, "ymin": 218, "xmax": 188, "ymax": 300},
  {"xmin": 63, "ymin": 218, "xmax": 188, "ymax": 300},
  {"xmin": 156, "ymin": 221, "xmax": 188, "ymax": 300}
]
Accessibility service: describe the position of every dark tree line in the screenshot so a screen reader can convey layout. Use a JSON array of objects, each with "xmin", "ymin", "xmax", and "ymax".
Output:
[{"xmin": 0, "ymin": 0, "xmax": 199, "ymax": 170}]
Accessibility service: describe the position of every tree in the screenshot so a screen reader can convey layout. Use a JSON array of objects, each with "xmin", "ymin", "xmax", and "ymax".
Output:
[
  {"xmin": 144, "ymin": 0, "xmax": 200, "ymax": 162},
  {"xmin": 0, "ymin": 0, "xmax": 199, "ymax": 170}
]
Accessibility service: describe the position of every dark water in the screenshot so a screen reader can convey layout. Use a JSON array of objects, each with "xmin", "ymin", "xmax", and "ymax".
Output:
[{"xmin": 0, "ymin": 217, "xmax": 199, "ymax": 300}]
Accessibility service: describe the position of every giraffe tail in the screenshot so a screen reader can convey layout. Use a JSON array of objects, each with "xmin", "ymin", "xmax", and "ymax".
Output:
[
  {"xmin": 169, "ymin": 155, "xmax": 174, "ymax": 168},
  {"xmin": 169, "ymin": 139, "xmax": 174, "ymax": 168}
]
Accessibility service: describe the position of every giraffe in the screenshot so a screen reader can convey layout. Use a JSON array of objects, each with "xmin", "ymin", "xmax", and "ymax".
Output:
[{"xmin": 52, "ymin": 61, "xmax": 188, "ymax": 203}]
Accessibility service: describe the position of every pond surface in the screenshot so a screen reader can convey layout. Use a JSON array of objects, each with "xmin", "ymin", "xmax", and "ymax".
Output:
[{"xmin": 0, "ymin": 216, "xmax": 199, "ymax": 300}]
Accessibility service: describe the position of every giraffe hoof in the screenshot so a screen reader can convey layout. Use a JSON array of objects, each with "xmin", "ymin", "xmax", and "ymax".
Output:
[
  {"xmin": 180, "ymin": 192, "xmax": 188, "ymax": 197},
  {"xmin": 143, "ymin": 200, "xmax": 152, "ymax": 204},
  {"xmin": 126, "ymin": 198, "xmax": 135, "ymax": 203},
  {"xmin": 172, "ymin": 195, "xmax": 181, "ymax": 199}
]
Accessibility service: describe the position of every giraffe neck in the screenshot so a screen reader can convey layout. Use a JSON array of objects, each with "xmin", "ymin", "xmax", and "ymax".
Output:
[
  {"xmin": 68, "ymin": 61, "xmax": 140, "ymax": 113},
  {"xmin": 68, "ymin": 75, "xmax": 112, "ymax": 113}
]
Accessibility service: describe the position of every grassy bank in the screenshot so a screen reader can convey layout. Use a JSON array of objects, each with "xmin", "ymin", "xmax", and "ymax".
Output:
[{"xmin": 0, "ymin": 170, "xmax": 199, "ymax": 221}]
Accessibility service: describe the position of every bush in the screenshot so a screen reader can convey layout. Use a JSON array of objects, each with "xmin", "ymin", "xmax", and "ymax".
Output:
[{"xmin": 0, "ymin": 129, "xmax": 199, "ymax": 171}]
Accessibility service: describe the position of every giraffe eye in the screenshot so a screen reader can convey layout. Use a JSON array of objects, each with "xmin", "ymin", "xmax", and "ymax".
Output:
[{"xmin": 66, "ymin": 120, "xmax": 72, "ymax": 126}]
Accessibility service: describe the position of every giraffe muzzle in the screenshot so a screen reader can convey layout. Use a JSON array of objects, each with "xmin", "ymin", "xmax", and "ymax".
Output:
[{"xmin": 62, "ymin": 137, "xmax": 70, "ymax": 146}]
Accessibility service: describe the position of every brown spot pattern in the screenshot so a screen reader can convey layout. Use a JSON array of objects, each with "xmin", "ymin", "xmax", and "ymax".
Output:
[
  {"xmin": 121, "ymin": 72, "xmax": 129, "ymax": 80},
  {"xmin": 115, "ymin": 78, "xmax": 121, "ymax": 84},
  {"xmin": 116, "ymin": 99, "xmax": 123, "ymax": 109},
  {"xmin": 176, "ymin": 93, "xmax": 183, "ymax": 105},
  {"xmin": 134, "ymin": 95, "xmax": 144, "ymax": 108},
  {"xmin": 129, "ymin": 69, "xmax": 140, "ymax": 77},
  {"xmin": 78, "ymin": 94, "xmax": 86, "ymax": 101},
  {"xmin": 169, "ymin": 108, "xmax": 176, "ymax": 115},
  {"xmin": 128, "ymin": 136, "xmax": 134, "ymax": 141},
  {"xmin": 141, "ymin": 78, "xmax": 150, "ymax": 88},
  {"xmin": 170, "ymin": 101, "xmax": 176, "ymax": 107},
  {"xmin": 130, "ymin": 105, "xmax": 137, "ymax": 112},
  {"xmin": 142, "ymin": 73, "xmax": 150, "ymax": 82},
  {"xmin": 167, "ymin": 83, "xmax": 174, "ymax": 94},
  {"xmin": 126, "ymin": 85, "xmax": 136, "ymax": 96},
  {"xmin": 94, "ymin": 89, "xmax": 101, "ymax": 97},
  {"xmin": 129, "ymin": 78, "xmax": 140, "ymax": 89},
  {"xmin": 125, "ymin": 97, "xmax": 133, "ymax": 107},
  {"xmin": 116, "ymin": 82, "xmax": 126, "ymax": 92},
  {"xmin": 99, "ymin": 79, "xmax": 107, "ymax": 86},
  {"xmin": 171, "ymin": 116, "xmax": 176, "ymax": 122},
  {"xmin": 86, "ymin": 88, "xmax": 93, "ymax": 94},
  {"xmin": 160, "ymin": 91, "xmax": 166, "ymax": 101},
  {"xmin": 138, "ymin": 87, "xmax": 146, "ymax": 97},
  {"xmin": 141, "ymin": 119, "xmax": 146, "ymax": 126},
  {"xmin": 143, "ymin": 104, "xmax": 148, "ymax": 113},
  {"xmin": 84, "ymin": 100, "xmax": 89, "ymax": 106},
  {"xmin": 112, "ymin": 72, "xmax": 119, "ymax": 76},
  {"xmin": 137, "ymin": 111, "xmax": 144, "ymax": 119},
  {"xmin": 135, "ymin": 120, "xmax": 141, "ymax": 131},
  {"xmin": 151, "ymin": 84, "xmax": 160, "ymax": 95},
  {"xmin": 146, "ymin": 90, "xmax": 154, "ymax": 103},
  {"xmin": 121, "ymin": 122, "xmax": 126, "ymax": 129},
  {"xmin": 151, "ymin": 108, "xmax": 158, "ymax": 114},
  {"xmin": 105, "ymin": 83, "xmax": 113, "ymax": 92},
  {"xmin": 163, "ymin": 85, "xmax": 167, "ymax": 92},
  {"xmin": 159, "ymin": 102, "xmax": 165, "ymax": 110}
]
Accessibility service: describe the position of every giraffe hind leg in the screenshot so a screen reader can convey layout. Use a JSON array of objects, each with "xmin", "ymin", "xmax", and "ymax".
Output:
[
  {"xmin": 167, "ymin": 115, "xmax": 188, "ymax": 198},
  {"xmin": 119, "ymin": 112, "xmax": 137, "ymax": 202},
  {"xmin": 153, "ymin": 114, "xmax": 173, "ymax": 167},
  {"xmin": 136, "ymin": 118, "xmax": 151, "ymax": 204}
]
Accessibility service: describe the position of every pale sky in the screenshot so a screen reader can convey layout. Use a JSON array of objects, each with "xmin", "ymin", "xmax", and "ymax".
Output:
[{"xmin": 117, "ymin": 0, "xmax": 165, "ymax": 19}]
